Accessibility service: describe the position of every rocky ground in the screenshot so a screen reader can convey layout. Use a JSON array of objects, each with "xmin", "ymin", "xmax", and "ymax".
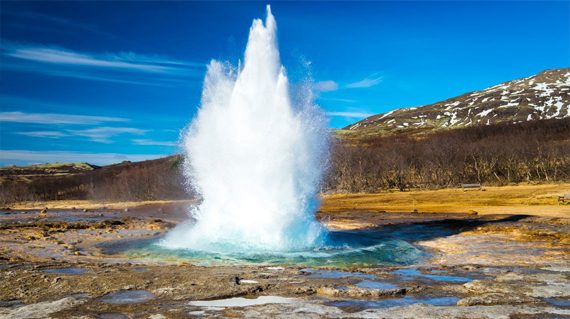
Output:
[{"xmin": 0, "ymin": 203, "xmax": 569, "ymax": 318}]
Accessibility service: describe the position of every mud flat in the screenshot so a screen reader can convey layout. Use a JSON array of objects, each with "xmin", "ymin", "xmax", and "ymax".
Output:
[{"xmin": 0, "ymin": 203, "xmax": 569, "ymax": 318}]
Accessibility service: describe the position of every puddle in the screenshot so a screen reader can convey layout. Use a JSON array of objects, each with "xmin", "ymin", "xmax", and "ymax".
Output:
[
  {"xmin": 132, "ymin": 267, "xmax": 148, "ymax": 273},
  {"xmin": 545, "ymin": 297, "xmax": 570, "ymax": 308},
  {"xmin": 328, "ymin": 296, "xmax": 459, "ymax": 311},
  {"xmin": 98, "ymin": 314, "xmax": 129, "ymax": 319},
  {"xmin": 42, "ymin": 267, "xmax": 88, "ymax": 275},
  {"xmin": 301, "ymin": 268, "xmax": 375, "ymax": 279},
  {"xmin": 355, "ymin": 280, "xmax": 397, "ymax": 290},
  {"xmin": 188, "ymin": 296, "xmax": 296, "ymax": 308},
  {"xmin": 0, "ymin": 210, "xmax": 33, "ymax": 216},
  {"xmin": 54, "ymin": 215, "xmax": 108, "ymax": 222},
  {"xmin": 393, "ymin": 268, "xmax": 472, "ymax": 283},
  {"xmin": 100, "ymin": 290, "xmax": 155, "ymax": 304}
]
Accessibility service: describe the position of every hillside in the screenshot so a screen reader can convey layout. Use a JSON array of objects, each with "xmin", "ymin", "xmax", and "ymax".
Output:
[
  {"xmin": 343, "ymin": 68, "xmax": 570, "ymax": 137},
  {"xmin": 1, "ymin": 119, "xmax": 569, "ymax": 204},
  {"xmin": 0, "ymin": 156, "xmax": 189, "ymax": 204},
  {"xmin": 0, "ymin": 162, "xmax": 99, "ymax": 178}
]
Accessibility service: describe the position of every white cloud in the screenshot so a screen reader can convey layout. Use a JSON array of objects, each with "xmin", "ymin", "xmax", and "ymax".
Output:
[
  {"xmin": 16, "ymin": 131, "xmax": 69, "ymax": 138},
  {"xmin": 4, "ymin": 44, "xmax": 201, "ymax": 74},
  {"xmin": 318, "ymin": 97, "xmax": 356, "ymax": 103},
  {"xmin": 132, "ymin": 139, "xmax": 177, "ymax": 147},
  {"xmin": 326, "ymin": 111, "xmax": 373, "ymax": 119},
  {"xmin": 314, "ymin": 73, "xmax": 383, "ymax": 93},
  {"xmin": 1, "ymin": 42, "xmax": 204, "ymax": 85},
  {"xmin": 346, "ymin": 74, "xmax": 383, "ymax": 89},
  {"xmin": 68, "ymin": 127, "xmax": 146, "ymax": 143},
  {"xmin": 0, "ymin": 150, "xmax": 165, "ymax": 166},
  {"xmin": 0, "ymin": 111, "xmax": 128, "ymax": 125},
  {"xmin": 313, "ymin": 80, "xmax": 339, "ymax": 92}
]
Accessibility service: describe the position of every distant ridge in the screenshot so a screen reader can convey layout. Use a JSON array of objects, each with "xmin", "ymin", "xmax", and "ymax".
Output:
[
  {"xmin": 344, "ymin": 68, "xmax": 570, "ymax": 135},
  {"xmin": 0, "ymin": 162, "xmax": 99, "ymax": 176}
]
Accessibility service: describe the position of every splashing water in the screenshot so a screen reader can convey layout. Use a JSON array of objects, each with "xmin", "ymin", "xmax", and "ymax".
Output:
[{"xmin": 161, "ymin": 6, "xmax": 329, "ymax": 253}]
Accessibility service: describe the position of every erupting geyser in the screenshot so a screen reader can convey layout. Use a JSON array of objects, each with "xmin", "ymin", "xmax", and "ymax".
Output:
[{"xmin": 161, "ymin": 6, "xmax": 329, "ymax": 253}]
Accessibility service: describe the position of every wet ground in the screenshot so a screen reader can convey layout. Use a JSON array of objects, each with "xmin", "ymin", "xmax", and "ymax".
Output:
[{"xmin": 0, "ymin": 203, "xmax": 569, "ymax": 318}]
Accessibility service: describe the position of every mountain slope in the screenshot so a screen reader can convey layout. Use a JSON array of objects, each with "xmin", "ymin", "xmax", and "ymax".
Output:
[{"xmin": 344, "ymin": 68, "xmax": 570, "ymax": 135}]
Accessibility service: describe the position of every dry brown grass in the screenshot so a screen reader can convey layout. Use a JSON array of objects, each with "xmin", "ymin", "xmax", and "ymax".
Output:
[
  {"xmin": 8, "ymin": 199, "xmax": 194, "ymax": 210},
  {"xmin": 7, "ymin": 184, "xmax": 570, "ymax": 218},
  {"xmin": 321, "ymin": 183, "xmax": 570, "ymax": 217}
]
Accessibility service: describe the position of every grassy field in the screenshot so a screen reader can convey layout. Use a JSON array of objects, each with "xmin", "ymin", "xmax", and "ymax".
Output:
[{"xmin": 321, "ymin": 183, "xmax": 570, "ymax": 218}]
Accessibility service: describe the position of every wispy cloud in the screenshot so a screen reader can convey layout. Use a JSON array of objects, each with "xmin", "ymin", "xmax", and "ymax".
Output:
[
  {"xmin": 0, "ymin": 111, "xmax": 128, "ymax": 125},
  {"xmin": 68, "ymin": 127, "xmax": 146, "ymax": 143},
  {"xmin": 15, "ymin": 127, "xmax": 147, "ymax": 143},
  {"xmin": 1, "ymin": 41, "xmax": 204, "ymax": 85},
  {"xmin": 318, "ymin": 97, "xmax": 356, "ymax": 103},
  {"xmin": 8, "ymin": 47, "xmax": 174, "ymax": 73},
  {"xmin": 313, "ymin": 80, "xmax": 339, "ymax": 92},
  {"xmin": 16, "ymin": 131, "xmax": 69, "ymax": 138},
  {"xmin": 0, "ymin": 150, "xmax": 165, "ymax": 166},
  {"xmin": 132, "ymin": 139, "xmax": 178, "ymax": 147},
  {"xmin": 346, "ymin": 74, "xmax": 383, "ymax": 89},
  {"xmin": 326, "ymin": 111, "xmax": 373, "ymax": 119},
  {"xmin": 315, "ymin": 73, "xmax": 383, "ymax": 93}
]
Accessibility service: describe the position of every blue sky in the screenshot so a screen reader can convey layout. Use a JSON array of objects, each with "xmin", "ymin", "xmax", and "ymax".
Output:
[{"xmin": 1, "ymin": 1, "xmax": 569, "ymax": 166}]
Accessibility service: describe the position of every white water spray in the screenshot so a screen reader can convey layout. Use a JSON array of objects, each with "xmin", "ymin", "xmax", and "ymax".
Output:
[{"xmin": 162, "ymin": 6, "xmax": 329, "ymax": 252}]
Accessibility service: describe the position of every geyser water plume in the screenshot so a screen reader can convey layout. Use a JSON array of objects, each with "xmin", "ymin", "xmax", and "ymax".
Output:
[{"xmin": 161, "ymin": 6, "xmax": 329, "ymax": 253}]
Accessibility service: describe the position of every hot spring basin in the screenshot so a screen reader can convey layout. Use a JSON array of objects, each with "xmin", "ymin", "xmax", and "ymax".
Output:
[{"xmin": 101, "ymin": 229, "xmax": 426, "ymax": 267}]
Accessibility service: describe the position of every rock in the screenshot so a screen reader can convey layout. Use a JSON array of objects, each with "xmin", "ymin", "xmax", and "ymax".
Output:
[
  {"xmin": 294, "ymin": 286, "xmax": 316, "ymax": 295},
  {"xmin": 317, "ymin": 286, "xmax": 406, "ymax": 298},
  {"xmin": 458, "ymin": 293, "xmax": 535, "ymax": 306},
  {"xmin": 496, "ymin": 273, "xmax": 524, "ymax": 282},
  {"xmin": 0, "ymin": 297, "xmax": 85, "ymax": 319}
]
